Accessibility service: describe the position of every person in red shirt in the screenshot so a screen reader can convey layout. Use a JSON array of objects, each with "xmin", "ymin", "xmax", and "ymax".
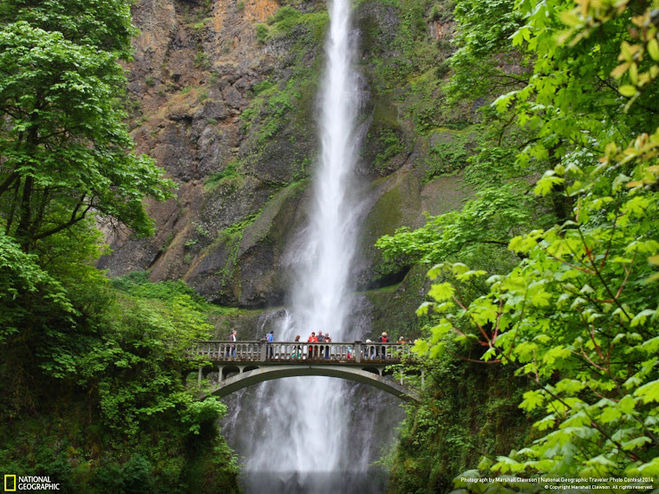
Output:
[
  {"xmin": 307, "ymin": 331, "xmax": 318, "ymax": 359},
  {"xmin": 378, "ymin": 332, "xmax": 388, "ymax": 359}
]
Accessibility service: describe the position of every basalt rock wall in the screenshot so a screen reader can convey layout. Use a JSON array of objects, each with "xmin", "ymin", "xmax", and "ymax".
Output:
[{"xmin": 99, "ymin": 0, "xmax": 475, "ymax": 334}]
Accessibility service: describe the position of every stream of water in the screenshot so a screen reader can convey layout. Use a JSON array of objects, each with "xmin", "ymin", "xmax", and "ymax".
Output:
[{"xmin": 222, "ymin": 0, "xmax": 403, "ymax": 491}]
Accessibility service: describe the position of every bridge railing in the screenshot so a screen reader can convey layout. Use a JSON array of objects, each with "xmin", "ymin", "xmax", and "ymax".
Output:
[{"xmin": 191, "ymin": 340, "xmax": 413, "ymax": 363}]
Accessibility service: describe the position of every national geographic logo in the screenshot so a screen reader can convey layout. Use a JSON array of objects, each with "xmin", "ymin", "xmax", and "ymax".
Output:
[
  {"xmin": 3, "ymin": 475, "xmax": 60, "ymax": 491},
  {"xmin": 4, "ymin": 476, "xmax": 16, "ymax": 492}
]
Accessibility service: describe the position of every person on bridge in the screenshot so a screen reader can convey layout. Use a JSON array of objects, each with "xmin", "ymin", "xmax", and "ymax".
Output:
[
  {"xmin": 293, "ymin": 335, "xmax": 302, "ymax": 359},
  {"xmin": 307, "ymin": 332, "xmax": 318, "ymax": 359},
  {"xmin": 365, "ymin": 339, "xmax": 374, "ymax": 360},
  {"xmin": 324, "ymin": 333, "xmax": 331, "ymax": 359},
  {"xmin": 266, "ymin": 330, "xmax": 274, "ymax": 358},
  {"xmin": 317, "ymin": 331, "xmax": 325, "ymax": 360},
  {"xmin": 379, "ymin": 332, "xmax": 389, "ymax": 359},
  {"xmin": 229, "ymin": 329, "xmax": 237, "ymax": 357}
]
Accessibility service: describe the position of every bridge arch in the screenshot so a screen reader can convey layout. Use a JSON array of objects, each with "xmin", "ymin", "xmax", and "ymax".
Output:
[{"xmin": 202, "ymin": 365, "xmax": 421, "ymax": 403}]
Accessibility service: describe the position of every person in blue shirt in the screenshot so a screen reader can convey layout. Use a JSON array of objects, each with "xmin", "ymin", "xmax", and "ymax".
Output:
[{"xmin": 266, "ymin": 330, "xmax": 274, "ymax": 358}]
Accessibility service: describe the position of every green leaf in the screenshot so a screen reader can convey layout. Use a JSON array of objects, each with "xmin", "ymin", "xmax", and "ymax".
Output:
[
  {"xmin": 621, "ymin": 436, "xmax": 650, "ymax": 451},
  {"xmin": 647, "ymin": 39, "xmax": 659, "ymax": 61},
  {"xmin": 430, "ymin": 320, "xmax": 453, "ymax": 341},
  {"xmin": 640, "ymin": 335, "xmax": 659, "ymax": 354},
  {"xmin": 555, "ymin": 379, "xmax": 585, "ymax": 394},
  {"xmin": 416, "ymin": 301, "xmax": 434, "ymax": 316},
  {"xmin": 534, "ymin": 414, "xmax": 556, "ymax": 431},
  {"xmin": 622, "ymin": 196, "xmax": 651, "ymax": 217},
  {"xmin": 520, "ymin": 390, "xmax": 545, "ymax": 411},
  {"xmin": 533, "ymin": 174, "xmax": 565, "ymax": 196},
  {"xmin": 636, "ymin": 457, "xmax": 659, "ymax": 476},
  {"xmin": 586, "ymin": 455, "xmax": 618, "ymax": 468},
  {"xmin": 634, "ymin": 379, "xmax": 659, "ymax": 404},
  {"xmin": 542, "ymin": 345, "xmax": 571, "ymax": 365},
  {"xmin": 412, "ymin": 339, "xmax": 430, "ymax": 356},
  {"xmin": 427, "ymin": 263, "xmax": 446, "ymax": 280},
  {"xmin": 631, "ymin": 309, "xmax": 656, "ymax": 328},
  {"xmin": 619, "ymin": 85, "xmax": 637, "ymax": 97},
  {"xmin": 428, "ymin": 282, "xmax": 455, "ymax": 302}
]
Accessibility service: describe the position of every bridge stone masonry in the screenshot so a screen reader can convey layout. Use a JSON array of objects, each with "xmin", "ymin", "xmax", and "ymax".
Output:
[{"xmin": 190, "ymin": 340, "xmax": 423, "ymax": 403}]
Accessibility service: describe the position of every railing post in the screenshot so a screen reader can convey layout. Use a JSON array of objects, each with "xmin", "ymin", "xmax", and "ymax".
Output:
[
  {"xmin": 198, "ymin": 366, "xmax": 202, "ymax": 386},
  {"xmin": 260, "ymin": 339, "xmax": 267, "ymax": 361},
  {"xmin": 354, "ymin": 341, "xmax": 361, "ymax": 363}
]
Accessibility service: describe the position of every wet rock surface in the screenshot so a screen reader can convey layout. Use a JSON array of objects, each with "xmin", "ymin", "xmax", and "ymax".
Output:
[{"xmin": 100, "ymin": 0, "xmax": 470, "ymax": 313}]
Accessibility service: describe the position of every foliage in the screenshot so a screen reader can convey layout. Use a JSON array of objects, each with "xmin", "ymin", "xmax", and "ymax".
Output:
[
  {"xmin": 396, "ymin": 0, "xmax": 659, "ymax": 486},
  {"xmin": 240, "ymin": 4, "xmax": 326, "ymax": 184},
  {"xmin": 0, "ymin": 256, "xmax": 239, "ymax": 492},
  {"xmin": 267, "ymin": 6, "xmax": 328, "ymax": 41},
  {"xmin": 448, "ymin": 0, "xmax": 529, "ymax": 101},
  {"xmin": 204, "ymin": 159, "xmax": 243, "ymax": 191},
  {"xmin": 357, "ymin": 0, "xmax": 484, "ymax": 174},
  {"xmin": 0, "ymin": 231, "xmax": 74, "ymax": 345},
  {"xmin": 418, "ymin": 134, "xmax": 658, "ymax": 481},
  {"xmin": 111, "ymin": 270, "xmax": 206, "ymax": 304},
  {"xmin": 423, "ymin": 130, "xmax": 480, "ymax": 181},
  {"xmin": 374, "ymin": 128, "xmax": 405, "ymax": 169},
  {"xmin": 386, "ymin": 351, "xmax": 531, "ymax": 494},
  {"xmin": 0, "ymin": 0, "xmax": 135, "ymax": 57},
  {"xmin": 376, "ymin": 183, "xmax": 537, "ymax": 270},
  {"xmin": 241, "ymin": 79, "xmax": 301, "ymax": 143},
  {"xmin": 256, "ymin": 23, "xmax": 269, "ymax": 43},
  {"xmin": 0, "ymin": 5, "xmax": 173, "ymax": 250},
  {"xmin": 0, "ymin": 1, "xmax": 238, "ymax": 491}
]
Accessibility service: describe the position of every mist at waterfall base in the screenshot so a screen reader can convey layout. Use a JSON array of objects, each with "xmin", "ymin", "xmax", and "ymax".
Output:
[{"xmin": 220, "ymin": 0, "xmax": 405, "ymax": 491}]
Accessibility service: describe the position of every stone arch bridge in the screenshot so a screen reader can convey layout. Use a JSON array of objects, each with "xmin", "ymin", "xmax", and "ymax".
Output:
[{"xmin": 190, "ymin": 340, "xmax": 422, "ymax": 402}]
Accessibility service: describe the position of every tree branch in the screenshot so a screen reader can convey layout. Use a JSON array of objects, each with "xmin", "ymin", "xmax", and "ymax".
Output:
[
  {"xmin": 33, "ymin": 200, "xmax": 92, "ymax": 241},
  {"xmin": 0, "ymin": 171, "xmax": 19, "ymax": 197}
]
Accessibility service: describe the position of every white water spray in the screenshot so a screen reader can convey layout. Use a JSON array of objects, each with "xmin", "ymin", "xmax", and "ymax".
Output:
[
  {"xmin": 290, "ymin": 0, "xmax": 362, "ymax": 340},
  {"xmin": 235, "ymin": 0, "xmax": 365, "ymax": 491}
]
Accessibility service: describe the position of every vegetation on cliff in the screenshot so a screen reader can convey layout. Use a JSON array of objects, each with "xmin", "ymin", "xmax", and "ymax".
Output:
[
  {"xmin": 0, "ymin": 1, "xmax": 239, "ymax": 491},
  {"xmin": 384, "ymin": 0, "xmax": 659, "ymax": 489}
]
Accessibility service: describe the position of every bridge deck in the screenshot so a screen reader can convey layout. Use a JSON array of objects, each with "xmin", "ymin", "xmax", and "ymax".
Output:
[{"xmin": 192, "ymin": 340, "xmax": 411, "ymax": 365}]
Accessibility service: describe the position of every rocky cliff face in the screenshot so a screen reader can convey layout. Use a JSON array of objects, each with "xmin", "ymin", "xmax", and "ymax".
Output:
[{"xmin": 99, "ymin": 0, "xmax": 473, "ymax": 335}]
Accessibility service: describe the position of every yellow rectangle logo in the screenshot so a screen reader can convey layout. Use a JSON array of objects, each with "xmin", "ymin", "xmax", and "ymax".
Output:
[{"xmin": 4, "ymin": 474, "xmax": 17, "ymax": 492}]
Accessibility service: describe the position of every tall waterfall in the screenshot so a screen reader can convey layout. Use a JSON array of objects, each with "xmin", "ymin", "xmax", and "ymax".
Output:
[
  {"xmin": 267, "ymin": 0, "xmax": 364, "ymax": 484},
  {"xmin": 291, "ymin": 0, "xmax": 362, "ymax": 341},
  {"xmin": 221, "ymin": 0, "xmax": 399, "ymax": 491}
]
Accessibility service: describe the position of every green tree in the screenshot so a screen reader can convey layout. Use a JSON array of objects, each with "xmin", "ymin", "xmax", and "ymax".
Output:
[
  {"xmin": 0, "ymin": 230, "xmax": 73, "ymax": 344},
  {"xmin": 0, "ymin": 1, "xmax": 239, "ymax": 491},
  {"xmin": 448, "ymin": 0, "xmax": 528, "ymax": 101},
  {"xmin": 0, "ymin": 0, "xmax": 135, "ymax": 56},
  {"xmin": 403, "ymin": 0, "xmax": 659, "ymax": 485},
  {"xmin": 0, "ymin": 10, "xmax": 172, "ymax": 251}
]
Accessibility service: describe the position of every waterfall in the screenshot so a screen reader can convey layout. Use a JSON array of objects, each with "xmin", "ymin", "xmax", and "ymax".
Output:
[
  {"xmin": 291, "ymin": 0, "xmax": 362, "ymax": 342},
  {"xmin": 262, "ymin": 0, "xmax": 365, "ymax": 484},
  {"xmin": 221, "ymin": 0, "xmax": 400, "ymax": 491}
]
